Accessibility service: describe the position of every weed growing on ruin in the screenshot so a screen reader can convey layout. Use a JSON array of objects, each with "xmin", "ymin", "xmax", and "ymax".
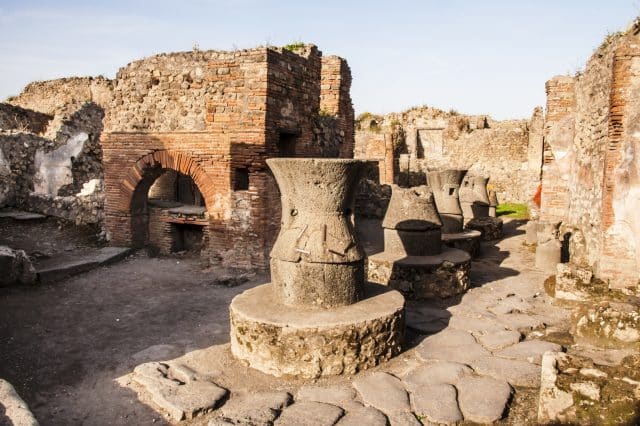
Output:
[
  {"xmin": 5, "ymin": 95, "xmax": 16, "ymax": 102},
  {"xmin": 283, "ymin": 42, "xmax": 305, "ymax": 52}
]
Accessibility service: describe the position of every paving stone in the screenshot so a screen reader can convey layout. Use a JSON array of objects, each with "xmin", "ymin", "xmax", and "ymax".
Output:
[
  {"xmin": 494, "ymin": 313, "xmax": 545, "ymax": 332},
  {"xmin": 217, "ymin": 391, "xmax": 292, "ymax": 425},
  {"xmin": 445, "ymin": 313, "xmax": 507, "ymax": 334},
  {"xmin": 470, "ymin": 355, "xmax": 541, "ymax": 387},
  {"xmin": 275, "ymin": 401, "xmax": 344, "ymax": 426},
  {"xmin": 336, "ymin": 402, "xmax": 387, "ymax": 426},
  {"xmin": 417, "ymin": 330, "xmax": 491, "ymax": 364},
  {"xmin": 456, "ymin": 376, "xmax": 512, "ymax": 423},
  {"xmin": 297, "ymin": 384, "xmax": 356, "ymax": 405},
  {"xmin": 402, "ymin": 361, "xmax": 473, "ymax": 389},
  {"xmin": 352, "ymin": 372, "xmax": 411, "ymax": 414},
  {"xmin": 475, "ymin": 330, "xmax": 522, "ymax": 351},
  {"xmin": 488, "ymin": 297, "xmax": 533, "ymax": 315},
  {"xmin": 387, "ymin": 411, "xmax": 422, "ymax": 426},
  {"xmin": 410, "ymin": 383, "xmax": 463, "ymax": 424},
  {"xmin": 495, "ymin": 340, "xmax": 563, "ymax": 364},
  {"xmin": 132, "ymin": 362, "xmax": 228, "ymax": 421}
]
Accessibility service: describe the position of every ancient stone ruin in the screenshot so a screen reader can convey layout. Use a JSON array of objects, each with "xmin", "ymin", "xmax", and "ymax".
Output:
[
  {"xmin": 2, "ymin": 17, "xmax": 640, "ymax": 426},
  {"xmin": 230, "ymin": 158, "xmax": 405, "ymax": 378}
]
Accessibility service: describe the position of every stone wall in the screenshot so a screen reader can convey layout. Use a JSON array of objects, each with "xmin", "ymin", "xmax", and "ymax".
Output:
[
  {"xmin": 0, "ymin": 103, "xmax": 51, "ymax": 134},
  {"xmin": 539, "ymin": 25, "xmax": 640, "ymax": 288},
  {"xmin": 354, "ymin": 107, "xmax": 541, "ymax": 203},
  {"xmin": 102, "ymin": 45, "xmax": 353, "ymax": 270}
]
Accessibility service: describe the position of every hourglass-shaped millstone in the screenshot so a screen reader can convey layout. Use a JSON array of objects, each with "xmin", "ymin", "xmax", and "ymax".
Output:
[
  {"xmin": 267, "ymin": 158, "xmax": 367, "ymax": 308},
  {"xmin": 460, "ymin": 175, "xmax": 491, "ymax": 221},
  {"xmin": 382, "ymin": 185, "xmax": 443, "ymax": 256},
  {"xmin": 427, "ymin": 169, "xmax": 467, "ymax": 234}
]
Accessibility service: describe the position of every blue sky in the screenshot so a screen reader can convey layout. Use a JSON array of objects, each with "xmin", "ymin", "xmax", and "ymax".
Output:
[{"xmin": 0, "ymin": 0, "xmax": 637, "ymax": 119}]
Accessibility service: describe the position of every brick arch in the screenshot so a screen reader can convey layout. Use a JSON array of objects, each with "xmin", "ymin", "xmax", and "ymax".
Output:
[{"xmin": 119, "ymin": 150, "xmax": 216, "ymax": 212}]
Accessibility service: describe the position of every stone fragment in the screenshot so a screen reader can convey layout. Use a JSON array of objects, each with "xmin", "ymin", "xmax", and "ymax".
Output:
[
  {"xmin": 297, "ymin": 384, "xmax": 356, "ymax": 405},
  {"xmin": 275, "ymin": 401, "xmax": 344, "ymax": 426},
  {"xmin": 0, "ymin": 245, "xmax": 36, "ymax": 286},
  {"xmin": 410, "ymin": 383, "xmax": 463, "ymax": 424},
  {"xmin": 475, "ymin": 330, "xmax": 522, "ymax": 351},
  {"xmin": 132, "ymin": 362, "xmax": 228, "ymax": 421},
  {"xmin": 336, "ymin": 403, "xmax": 387, "ymax": 426},
  {"xmin": 0, "ymin": 379, "xmax": 38, "ymax": 426},
  {"xmin": 470, "ymin": 355, "xmax": 541, "ymax": 387},
  {"xmin": 496, "ymin": 340, "xmax": 562, "ymax": 364},
  {"xmin": 570, "ymin": 382, "xmax": 600, "ymax": 401},
  {"xmin": 456, "ymin": 376, "xmax": 512, "ymax": 423},
  {"xmin": 417, "ymin": 329, "xmax": 491, "ymax": 364},
  {"xmin": 538, "ymin": 352, "xmax": 574, "ymax": 423},
  {"xmin": 579, "ymin": 368, "xmax": 607, "ymax": 379},
  {"xmin": 352, "ymin": 372, "xmax": 411, "ymax": 414},
  {"xmin": 402, "ymin": 361, "xmax": 472, "ymax": 389},
  {"xmin": 217, "ymin": 391, "xmax": 292, "ymax": 425}
]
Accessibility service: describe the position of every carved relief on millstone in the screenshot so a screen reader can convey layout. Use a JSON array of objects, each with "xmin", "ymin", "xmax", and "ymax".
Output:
[
  {"xmin": 382, "ymin": 185, "xmax": 442, "ymax": 256},
  {"xmin": 427, "ymin": 169, "xmax": 467, "ymax": 233},
  {"xmin": 267, "ymin": 158, "xmax": 367, "ymax": 309},
  {"xmin": 460, "ymin": 174, "xmax": 490, "ymax": 221}
]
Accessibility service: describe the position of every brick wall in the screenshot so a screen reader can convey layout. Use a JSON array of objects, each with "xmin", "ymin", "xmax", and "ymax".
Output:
[{"xmin": 102, "ymin": 45, "xmax": 353, "ymax": 271}]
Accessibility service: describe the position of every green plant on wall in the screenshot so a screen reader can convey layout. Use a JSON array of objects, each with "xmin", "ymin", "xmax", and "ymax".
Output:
[{"xmin": 283, "ymin": 42, "xmax": 305, "ymax": 52}]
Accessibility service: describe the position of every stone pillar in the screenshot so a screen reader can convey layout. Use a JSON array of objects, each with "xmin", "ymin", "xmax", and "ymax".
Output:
[{"xmin": 382, "ymin": 133, "xmax": 395, "ymax": 185}]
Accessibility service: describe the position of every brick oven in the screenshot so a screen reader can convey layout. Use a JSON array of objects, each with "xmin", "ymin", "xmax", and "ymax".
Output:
[{"xmin": 101, "ymin": 45, "xmax": 354, "ymax": 270}]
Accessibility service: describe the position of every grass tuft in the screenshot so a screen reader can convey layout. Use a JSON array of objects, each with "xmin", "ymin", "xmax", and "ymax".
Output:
[{"xmin": 496, "ymin": 203, "xmax": 529, "ymax": 219}]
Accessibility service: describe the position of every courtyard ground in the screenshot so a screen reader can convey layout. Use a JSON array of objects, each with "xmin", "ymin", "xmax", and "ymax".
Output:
[{"xmin": 0, "ymin": 217, "xmax": 593, "ymax": 425}]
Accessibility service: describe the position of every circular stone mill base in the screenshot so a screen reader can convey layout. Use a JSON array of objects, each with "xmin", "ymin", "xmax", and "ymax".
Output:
[
  {"xmin": 230, "ymin": 282, "xmax": 404, "ymax": 378},
  {"xmin": 442, "ymin": 229, "xmax": 482, "ymax": 258},
  {"xmin": 367, "ymin": 247, "xmax": 471, "ymax": 300}
]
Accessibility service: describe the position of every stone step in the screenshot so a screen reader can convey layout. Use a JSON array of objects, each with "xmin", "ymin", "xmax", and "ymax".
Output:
[
  {"xmin": 36, "ymin": 246, "xmax": 131, "ymax": 284},
  {"xmin": 0, "ymin": 209, "xmax": 47, "ymax": 221}
]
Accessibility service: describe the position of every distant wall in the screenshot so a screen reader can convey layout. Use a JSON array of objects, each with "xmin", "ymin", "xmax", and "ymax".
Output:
[{"xmin": 354, "ymin": 107, "xmax": 542, "ymax": 203}]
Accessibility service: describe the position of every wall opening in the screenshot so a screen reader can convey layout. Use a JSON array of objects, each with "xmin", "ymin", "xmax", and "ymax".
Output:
[
  {"xmin": 234, "ymin": 167, "xmax": 250, "ymax": 191},
  {"xmin": 277, "ymin": 131, "xmax": 299, "ymax": 156}
]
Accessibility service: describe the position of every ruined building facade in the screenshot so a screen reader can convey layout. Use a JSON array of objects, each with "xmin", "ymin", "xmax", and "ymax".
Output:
[
  {"xmin": 1, "ymin": 45, "xmax": 354, "ymax": 270},
  {"xmin": 540, "ymin": 26, "xmax": 640, "ymax": 289}
]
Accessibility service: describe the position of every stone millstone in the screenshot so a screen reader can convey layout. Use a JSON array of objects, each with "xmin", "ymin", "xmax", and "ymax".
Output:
[
  {"xmin": 367, "ymin": 247, "xmax": 471, "ymax": 300},
  {"xmin": 230, "ymin": 283, "xmax": 404, "ymax": 378}
]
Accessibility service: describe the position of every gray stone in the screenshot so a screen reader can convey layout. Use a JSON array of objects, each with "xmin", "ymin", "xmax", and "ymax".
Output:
[
  {"xmin": 456, "ymin": 376, "xmax": 512, "ymax": 423},
  {"xmin": 470, "ymin": 355, "xmax": 542, "ymax": 387},
  {"xmin": 494, "ymin": 313, "xmax": 545, "ymax": 333},
  {"xmin": 402, "ymin": 361, "xmax": 473, "ymax": 389},
  {"xmin": 488, "ymin": 297, "xmax": 533, "ymax": 315},
  {"xmin": 496, "ymin": 340, "xmax": 562, "ymax": 365},
  {"xmin": 410, "ymin": 383, "xmax": 463, "ymax": 424},
  {"xmin": 336, "ymin": 403, "xmax": 387, "ymax": 426},
  {"xmin": 0, "ymin": 245, "xmax": 36, "ymax": 286},
  {"xmin": 538, "ymin": 352, "xmax": 574, "ymax": 423},
  {"xmin": 297, "ymin": 384, "xmax": 356, "ymax": 405},
  {"xmin": 217, "ymin": 391, "xmax": 292, "ymax": 425},
  {"xmin": 417, "ymin": 329, "xmax": 491, "ymax": 364},
  {"xmin": 132, "ymin": 362, "xmax": 228, "ymax": 421},
  {"xmin": 353, "ymin": 372, "xmax": 411, "ymax": 414},
  {"xmin": 0, "ymin": 379, "xmax": 38, "ymax": 426},
  {"xmin": 275, "ymin": 401, "xmax": 344, "ymax": 426},
  {"xmin": 475, "ymin": 330, "xmax": 522, "ymax": 351}
]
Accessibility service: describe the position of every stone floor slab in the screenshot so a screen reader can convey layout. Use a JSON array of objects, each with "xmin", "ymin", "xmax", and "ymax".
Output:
[
  {"xmin": 470, "ymin": 355, "xmax": 542, "ymax": 387},
  {"xmin": 410, "ymin": 383, "xmax": 463, "ymax": 424},
  {"xmin": 456, "ymin": 376, "xmax": 512, "ymax": 423},
  {"xmin": 217, "ymin": 391, "xmax": 292, "ymax": 425},
  {"xmin": 275, "ymin": 401, "xmax": 344, "ymax": 426},
  {"xmin": 495, "ymin": 340, "xmax": 563, "ymax": 364},
  {"xmin": 417, "ymin": 330, "xmax": 491, "ymax": 364},
  {"xmin": 402, "ymin": 361, "xmax": 473, "ymax": 389},
  {"xmin": 352, "ymin": 372, "xmax": 411, "ymax": 414},
  {"xmin": 475, "ymin": 330, "xmax": 522, "ymax": 351},
  {"xmin": 336, "ymin": 402, "xmax": 387, "ymax": 426},
  {"xmin": 297, "ymin": 384, "xmax": 356, "ymax": 405}
]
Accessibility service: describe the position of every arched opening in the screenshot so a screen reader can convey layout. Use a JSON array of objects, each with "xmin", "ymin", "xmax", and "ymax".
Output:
[{"xmin": 130, "ymin": 165, "xmax": 208, "ymax": 255}]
